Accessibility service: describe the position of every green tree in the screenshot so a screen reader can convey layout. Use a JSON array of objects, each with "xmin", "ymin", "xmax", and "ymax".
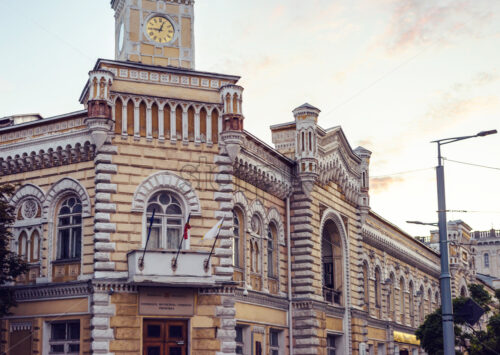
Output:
[
  {"xmin": 0, "ymin": 183, "xmax": 28, "ymax": 316},
  {"xmin": 416, "ymin": 284, "xmax": 500, "ymax": 355}
]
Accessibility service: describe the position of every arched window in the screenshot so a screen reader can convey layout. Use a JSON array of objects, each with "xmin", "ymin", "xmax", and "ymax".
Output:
[
  {"xmin": 267, "ymin": 223, "xmax": 278, "ymax": 279},
  {"xmin": 321, "ymin": 220, "xmax": 343, "ymax": 305},
  {"xmin": 18, "ymin": 231, "xmax": 28, "ymax": 260},
  {"xmin": 362, "ymin": 262, "xmax": 369, "ymax": 311},
  {"xmin": 419, "ymin": 286, "xmax": 425, "ymax": 323},
  {"xmin": 409, "ymin": 281, "xmax": 415, "ymax": 326},
  {"xmin": 399, "ymin": 278, "xmax": 405, "ymax": 323},
  {"xmin": 14, "ymin": 198, "xmax": 42, "ymax": 265},
  {"xmin": 388, "ymin": 273, "xmax": 395, "ymax": 320},
  {"xmin": 427, "ymin": 289, "xmax": 432, "ymax": 315},
  {"xmin": 232, "ymin": 209, "xmax": 243, "ymax": 268},
  {"xmin": 374, "ymin": 267, "xmax": 381, "ymax": 309},
  {"xmin": 484, "ymin": 253, "xmax": 490, "ymax": 268},
  {"xmin": 56, "ymin": 197, "xmax": 82, "ymax": 260},
  {"xmin": 250, "ymin": 214, "xmax": 262, "ymax": 274},
  {"xmin": 146, "ymin": 192, "xmax": 184, "ymax": 250},
  {"xmin": 435, "ymin": 291, "xmax": 440, "ymax": 306},
  {"xmin": 30, "ymin": 230, "xmax": 40, "ymax": 263}
]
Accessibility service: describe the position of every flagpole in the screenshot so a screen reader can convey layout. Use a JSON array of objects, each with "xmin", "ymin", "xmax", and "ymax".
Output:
[
  {"xmin": 139, "ymin": 209, "xmax": 155, "ymax": 270},
  {"xmin": 204, "ymin": 217, "xmax": 224, "ymax": 272},
  {"xmin": 172, "ymin": 214, "xmax": 191, "ymax": 270}
]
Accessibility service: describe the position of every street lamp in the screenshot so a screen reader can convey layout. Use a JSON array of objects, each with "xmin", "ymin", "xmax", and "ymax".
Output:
[{"xmin": 431, "ymin": 129, "xmax": 497, "ymax": 355}]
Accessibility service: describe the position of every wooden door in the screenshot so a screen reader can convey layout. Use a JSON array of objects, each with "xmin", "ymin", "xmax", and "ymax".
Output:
[{"xmin": 143, "ymin": 320, "xmax": 187, "ymax": 355}]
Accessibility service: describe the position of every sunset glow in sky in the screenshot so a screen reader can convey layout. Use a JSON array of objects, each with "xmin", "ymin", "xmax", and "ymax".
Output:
[{"xmin": 1, "ymin": 0, "xmax": 499, "ymax": 236}]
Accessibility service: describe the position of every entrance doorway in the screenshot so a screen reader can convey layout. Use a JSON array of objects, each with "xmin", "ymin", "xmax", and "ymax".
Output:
[{"xmin": 143, "ymin": 319, "xmax": 188, "ymax": 355}]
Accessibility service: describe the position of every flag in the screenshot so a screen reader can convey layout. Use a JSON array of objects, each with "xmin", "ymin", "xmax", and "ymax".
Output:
[
  {"xmin": 183, "ymin": 221, "xmax": 191, "ymax": 240},
  {"xmin": 203, "ymin": 218, "xmax": 224, "ymax": 240},
  {"xmin": 183, "ymin": 214, "xmax": 191, "ymax": 240}
]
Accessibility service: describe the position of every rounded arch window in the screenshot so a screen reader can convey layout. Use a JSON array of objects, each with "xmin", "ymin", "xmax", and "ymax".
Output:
[
  {"xmin": 146, "ymin": 191, "xmax": 184, "ymax": 250},
  {"xmin": 56, "ymin": 196, "xmax": 82, "ymax": 260},
  {"xmin": 321, "ymin": 219, "xmax": 343, "ymax": 305},
  {"xmin": 267, "ymin": 222, "xmax": 278, "ymax": 279}
]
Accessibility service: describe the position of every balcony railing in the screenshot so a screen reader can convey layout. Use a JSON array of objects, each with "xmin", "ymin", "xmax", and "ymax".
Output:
[
  {"xmin": 127, "ymin": 250, "xmax": 216, "ymax": 287},
  {"xmin": 323, "ymin": 287, "xmax": 342, "ymax": 305}
]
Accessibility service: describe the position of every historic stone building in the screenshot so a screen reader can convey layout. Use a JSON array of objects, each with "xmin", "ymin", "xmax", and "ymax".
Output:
[
  {"xmin": 471, "ymin": 228, "xmax": 500, "ymax": 286},
  {"xmin": 0, "ymin": 1, "xmax": 476, "ymax": 354}
]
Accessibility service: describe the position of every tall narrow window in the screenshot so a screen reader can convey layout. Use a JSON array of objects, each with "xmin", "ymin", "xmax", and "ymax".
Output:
[
  {"xmin": 18, "ymin": 231, "xmax": 28, "ymax": 260},
  {"xmin": 152, "ymin": 102, "xmax": 159, "ymax": 139},
  {"xmin": 211, "ymin": 110, "xmax": 219, "ymax": 143},
  {"xmin": 235, "ymin": 326, "xmax": 244, "ymax": 354},
  {"xmin": 233, "ymin": 210, "xmax": 241, "ymax": 267},
  {"xmin": 114, "ymin": 98, "xmax": 123, "ymax": 134},
  {"xmin": 409, "ymin": 281, "xmax": 415, "ymax": 326},
  {"xmin": 188, "ymin": 106, "xmax": 195, "ymax": 141},
  {"xmin": 428, "ymin": 289, "xmax": 432, "ymax": 315},
  {"xmin": 146, "ymin": 192, "xmax": 184, "ymax": 250},
  {"xmin": 388, "ymin": 273, "xmax": 395, "ymax": 320},
  {"xmin": 269, "ymin": 329, "xmax": 280, "ymax": 355},
  {"xmin": 126, "ymin": 100, "xmax": 134, "ymax": 135},
  {"xmin": 250, "ymin": 215, "xmax": 262, "ymax": 274},
  {"xmin": 419, "ymin": 286, "xmax": 425, "ymax": 323},
  {"xmin": 308, "ymin": 131, "xmax": 312, "ymax": 151},
  {"xmin": 362, "ymin": 262, "xmax": 369, "ymax": 310},
  {"xmin": 484, "ymin": 253, "xmax": 490, "ymax": 268},
  {"xmin": 400, "ymin": 278, "xmax": 405, "ymax": 323},
  {"xmin": 57, "ymin": 197, "xmax": 82, "ymax": 260},
  {"xmin": 322, "ymin": 220, "xmax": 343, "ymax": 305},
  {"xmin": 31, "ymin": 230, "xmax": 40, "ymax": 262},
  {"xmin": 200, "ymin": 107, "xmax": 207, "ymax": 142},
  {"xmin": 164, "ymin": 104, "xmax": 171, "ymax": 139},
  {"xmin": 139, "ymin": 101, "xmax": 147, "ymax": 137},
  {"xmin": 267, "ymin": 224, "xmax": 277, "ymax": 278},
  {"xmin": 374, "ymin": 267, "xmax": 381, "ymax": 308}
]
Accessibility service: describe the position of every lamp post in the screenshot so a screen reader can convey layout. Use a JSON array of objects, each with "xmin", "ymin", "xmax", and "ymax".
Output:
[{"xmin": 431, "ymin": 129, "xmax": 497, "ymax": 355}]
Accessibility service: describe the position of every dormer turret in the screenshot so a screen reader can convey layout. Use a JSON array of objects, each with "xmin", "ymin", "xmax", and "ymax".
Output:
[
  {"xmin": 293, "ymin": 103, "xmax": 320, "ymax": 196},
  {"xmin": 219, "ymin": 85, "xmax": 245, "ymax": 160},
  {"xmin": 354, "ymin": 146, "xmax": 372, "ymax": 222},
  {"xmin": 85, "ymin": 69, "xmax": 114, "ymax": 151}
]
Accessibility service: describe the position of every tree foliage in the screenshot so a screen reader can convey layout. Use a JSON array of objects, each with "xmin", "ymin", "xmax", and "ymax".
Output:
[
  {"xmin": 0, "ymin": 183, "xmax": 28, "ymax": 316},
  {"xmin": 416, "ymin": 284, "xmax": 500, "ymax": 355}
]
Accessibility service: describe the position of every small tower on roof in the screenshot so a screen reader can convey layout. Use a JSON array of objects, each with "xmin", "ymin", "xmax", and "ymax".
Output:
[{"xmin": 293, "ymin": 103, "xmax": 320, "ymax": 196}]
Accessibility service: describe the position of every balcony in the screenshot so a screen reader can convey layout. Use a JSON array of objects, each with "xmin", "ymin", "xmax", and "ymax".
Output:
[{"xmin": 127, "ymin": 250, "xmax": 217, "ymax": 287}]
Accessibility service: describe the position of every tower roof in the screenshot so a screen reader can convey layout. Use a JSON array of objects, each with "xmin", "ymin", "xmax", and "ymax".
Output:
[{"xmin": 294, "ymin": 102, "xmax": 320, "ymax": 112}]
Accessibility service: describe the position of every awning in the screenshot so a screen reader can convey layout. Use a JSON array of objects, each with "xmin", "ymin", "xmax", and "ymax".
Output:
[{"xmin": 393, "ymin": 331, "xmax": 420, "ymax": 346}]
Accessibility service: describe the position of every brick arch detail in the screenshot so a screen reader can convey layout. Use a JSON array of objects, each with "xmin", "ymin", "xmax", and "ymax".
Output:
[
  {"xmin": 43, "ymin": 177, "xmax": 91, "ymax": 219},
  {"xmin": 131, "ymin": 170, "xmax": 201, "ymax": 216}
]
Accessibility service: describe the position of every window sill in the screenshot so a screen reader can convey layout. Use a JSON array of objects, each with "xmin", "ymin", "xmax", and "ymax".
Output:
[{"xmin": 52, "ymin": 259, "xmax": 81, "ymax": 265}]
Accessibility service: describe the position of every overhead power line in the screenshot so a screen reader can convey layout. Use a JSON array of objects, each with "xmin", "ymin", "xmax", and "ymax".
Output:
[{"xmin": 444, "ymin": 158, "xmax": 500, "ymax": 171}]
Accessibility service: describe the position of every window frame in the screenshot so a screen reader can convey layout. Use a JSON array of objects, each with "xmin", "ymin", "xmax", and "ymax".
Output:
[
  {"xmin": 267, "ymin": 223, "xmax": 278, "ymax": 279},
  {"xmin": 269, "ymin": 329, "xmax": 281, "ymax": 355},
  {"xmin": 48, "ymin": 320, "xmax": 80, "ymax": 354},
  {"xmin": 484, "ymin": 253, "xmax": 490, "ymax": 268},
  {"xmin": 144, "ymin": 191, "xmax": 186, "ymax": 250},
  {"xmin": 56, "ymin": 197, "xmax": 83, "ymax": 261}
]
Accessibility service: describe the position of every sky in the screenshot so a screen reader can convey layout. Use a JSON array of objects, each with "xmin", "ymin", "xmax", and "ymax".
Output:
[{"xmin": 0, "ymin": 0, "xmax": 499, "ymax": 237}]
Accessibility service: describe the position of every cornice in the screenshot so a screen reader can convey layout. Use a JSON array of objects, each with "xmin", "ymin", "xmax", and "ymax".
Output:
[
  {"xmin": 234, "ymin": 289, "xmax": 288, "ymax": 310},
  {"xmin": 10, "ymin": 281, "xmax": 92, "ymax": 302},
  {"xmin": 362, "ymin": 225, "xmax": 440, "ymax": 277}
]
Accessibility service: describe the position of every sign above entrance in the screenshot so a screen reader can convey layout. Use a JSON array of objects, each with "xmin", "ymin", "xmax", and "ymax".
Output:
[{"xmin": 139, "ymin": 288, "xmax": 194, "ymax": 316}]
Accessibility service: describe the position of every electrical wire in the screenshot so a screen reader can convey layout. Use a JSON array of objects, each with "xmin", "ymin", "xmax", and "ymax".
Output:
[
  {"xmin": 371, "ymin": 167, "xmax": 434, "ymax": 178},
  {"xmin": 444, "ymin": 158, "xmax": 500, "ymax": 171}
]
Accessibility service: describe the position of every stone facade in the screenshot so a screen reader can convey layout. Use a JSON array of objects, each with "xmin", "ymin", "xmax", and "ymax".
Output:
[{"xmin": 0, "ymin": 1, "xmax": 480, "ymax": 355}]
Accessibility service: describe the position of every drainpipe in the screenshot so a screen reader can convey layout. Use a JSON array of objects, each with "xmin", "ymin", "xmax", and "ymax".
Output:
[{"xmin": 286, "ymin": 196, "xmax": 293, "ymax": 355}]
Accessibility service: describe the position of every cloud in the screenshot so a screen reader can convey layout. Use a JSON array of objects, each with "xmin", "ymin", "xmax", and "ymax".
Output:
[
  {"xmin": 370, "ymin": 176, "xmax": 404, "ymax": 193},
  {"xmin": 379, "ymin": 0, "xmax": 498, "ymax": 54}
]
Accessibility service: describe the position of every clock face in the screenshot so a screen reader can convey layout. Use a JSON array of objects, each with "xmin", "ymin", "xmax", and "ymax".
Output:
[
  {"xmin": 146, "ymin": 16, "xmax": 175, "ymax": 44},
  {"xmin": 118, "ymin": 22, "xmax": 125, "ymax": 52}
]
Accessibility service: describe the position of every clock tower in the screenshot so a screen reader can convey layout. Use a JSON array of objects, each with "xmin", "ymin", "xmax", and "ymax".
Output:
[{"xmin": 111, "ymin": 0, "xmax": 195, "ymax": 69}]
